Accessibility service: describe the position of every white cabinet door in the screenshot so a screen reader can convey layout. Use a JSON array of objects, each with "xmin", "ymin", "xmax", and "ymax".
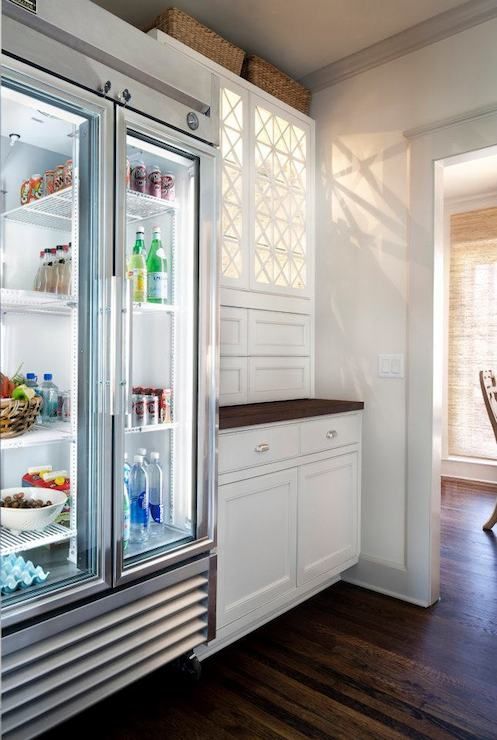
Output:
[
  {"xmin": 251, "ymin": 98, "xmax": 312, "ymax": 298},
  {"xmin": 218, "ymin": 468, "xmax": 298, "ymax": 627},
  {"xmin": 248, "ymin": 310, "xmax": 310, "ymax": 356},
  {"xmin": 219, "ymin": 357, "xmax": 248, "ymax": 406},
  {"xmin": 220, "ymin": 306, "xmax": 248, "ymax": 356},
  {"xmin": 220, "ymin": 82, "xmax": 250, "ymax": 289},
  {"xmin": 248, "ymin": 356, "xmax": 310, "ymax": 402},
  {"xmin": 298, "ymin": 453, "xmax": 359, "ymax": 585}
]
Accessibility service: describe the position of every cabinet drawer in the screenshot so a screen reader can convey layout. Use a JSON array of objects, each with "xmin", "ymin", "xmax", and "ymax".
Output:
[
  {"xmin": 219, "ymin": 358, "xmax": 248, "ymax": 406},
  {"xmin": 219, "ymin": 423, "xmax": 300, "ymax": 474},
  {"xmin": 220, "ymin": 307, "xmax": 248, "ymax": 356},
  {"xmin": 248, "ymin": 310, "xmax": 310, "ymax": 356},
  {"xmin": 300, "ymin": 414, "xmax": 361, "ymax": 455}
]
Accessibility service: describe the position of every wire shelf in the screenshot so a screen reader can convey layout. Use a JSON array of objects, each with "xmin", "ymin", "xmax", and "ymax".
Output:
[
  {"xmin": 1, "ymin": 423, "xmax": 75, "ymax": 451},
  {"xmin": 125, "ymin": 422, "xmax": 174, "ymax": 434},
  {"xmin": 132, "ymin": 302, "xmax": 175, "ymax": 314},
  {"xmin": 2, "ymin": 188, "xmax": 73, "ymax": 231},
  {"xmin": 127, "ymin": 190, "xmax": 177, "ymax": 222},
  {"xmin": 1, "ymin": 289, "xmax": 77, "ymax": 315},
  {"xmin": 0, "ymin": 523, "xmax": 75, "ymax": 556}
]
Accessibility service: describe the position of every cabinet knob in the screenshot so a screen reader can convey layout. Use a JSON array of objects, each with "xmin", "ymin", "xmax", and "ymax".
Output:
[
  {"xmin": 255, "ymin": 443, "xmax": 270, "ymax": 453},
  {"xmin": 326, "ymin": 430, "xmax": 338, "ymax": 439},
  {"xmin": 99, "ymin": 80, "xmax": 112, "ymax": 95}
]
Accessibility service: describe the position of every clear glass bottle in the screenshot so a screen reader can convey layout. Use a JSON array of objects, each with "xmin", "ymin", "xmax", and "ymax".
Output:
[
  {"xmin": 146, "ymin": 226, "xmax": 168, "ymax": 304},
  {"xmin": 128, "ymin": 228, "xmax": 147, "ymax": 303},
  {"xmin": 34, "ymin": 250, "xmax": 46, "ymax": 292},
  {"xmin": 55, "ymin": 245, "xmax": 66, "ymax": 295}
]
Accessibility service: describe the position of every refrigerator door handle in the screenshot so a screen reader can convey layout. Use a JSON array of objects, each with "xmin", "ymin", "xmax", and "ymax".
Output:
[
  {"xmin": 124, "ymin": 275, "xmax": 133, "ymax": 422},
  {"xmin": 109, "ymin": 275, "xmax": 120, "ymax": 416}
]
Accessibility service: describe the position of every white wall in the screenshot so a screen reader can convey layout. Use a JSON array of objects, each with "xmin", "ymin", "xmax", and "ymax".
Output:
[{"xmin": 313, "ymin": 18, "xmax": 497, "ymax": 599}]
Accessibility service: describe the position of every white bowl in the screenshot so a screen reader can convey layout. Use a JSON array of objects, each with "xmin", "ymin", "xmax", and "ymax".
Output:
[{"xmin": 0, "ymin": 488, "xmax": 68, "ymax": 533}]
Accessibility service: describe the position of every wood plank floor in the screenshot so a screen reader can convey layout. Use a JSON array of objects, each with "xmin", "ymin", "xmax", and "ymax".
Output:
[{"xmin": 42, "ymin": 480, "xmax": 497, "ymax": 739}]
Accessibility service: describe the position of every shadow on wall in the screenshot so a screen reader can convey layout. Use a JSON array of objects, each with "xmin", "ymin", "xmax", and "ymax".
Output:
[{"xmin": 315, "ymin": 129, "xmax": 409, "ymax": 563}]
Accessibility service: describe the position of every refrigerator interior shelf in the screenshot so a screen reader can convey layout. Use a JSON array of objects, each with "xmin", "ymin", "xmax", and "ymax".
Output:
[
  {"xmin": 2, "ymin": 188, "xmax": 73, "ymax": 231},
  {"xmin": 1, "ymin": 423, "xmax": 75, "ymax": 451},
  {"xmin": 124, "ymin": 524, "xmax": 191, "ymax": 560},
  {"xmin": 126, "ymin": 190, "xmax": 177, "ymax": 222},
  {"xmin": 125, "ymin": 422, "xmax": 175, "ymax": 434},
  {"xmin": 0, "ymin": 523, "xmax": 76, "ymax": 557},
  {"xmin": 132, "ymin": 302, "xmax": 175, "ymax": 314},
  {"xmin": 1, "ymin": 289, "xmax": 77, "ymax": 314}
]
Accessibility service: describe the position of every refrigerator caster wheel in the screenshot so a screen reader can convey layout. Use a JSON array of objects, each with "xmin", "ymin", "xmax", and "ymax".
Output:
[{"xmin": 177, "ymin": 652, "xmax": 202, "ymax": 682}]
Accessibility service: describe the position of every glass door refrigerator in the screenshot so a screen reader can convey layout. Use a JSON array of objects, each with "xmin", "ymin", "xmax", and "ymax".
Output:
[
  {"xmin": 1, "ymin": 53, "xmax": 218, "ymax": 740},
  {"xmin": 0, "ymin": 61, "xmax": 114, "ymax": 627},
  {"xmin": 113, "ymin": 108, "xmax": 217, "ymax": 585}
]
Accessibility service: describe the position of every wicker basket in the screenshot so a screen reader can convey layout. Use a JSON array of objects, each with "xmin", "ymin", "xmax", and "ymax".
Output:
[
  {"xmin": 243, "ymin": 56, "xmax": 311, "ymax": 115},
  {"xmin": 146, "ymin": 8, "xmax": 245, "ymax": 75},
  {"xmin": 0, "ymin": 396, "xmax": 42, "ymax": 439}
]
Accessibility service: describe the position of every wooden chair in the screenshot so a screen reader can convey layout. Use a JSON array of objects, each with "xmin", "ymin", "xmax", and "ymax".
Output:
[{"xmin": 479, "ymin": 370, "xmax": 497, "ymax": 530}]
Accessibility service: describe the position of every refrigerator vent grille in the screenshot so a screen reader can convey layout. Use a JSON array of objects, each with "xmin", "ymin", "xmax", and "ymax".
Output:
[{"xmin": 2, "ymin": 569, "xmax": 209, "ymax": 740}]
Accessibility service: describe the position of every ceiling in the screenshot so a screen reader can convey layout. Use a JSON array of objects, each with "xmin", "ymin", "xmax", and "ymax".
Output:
[
  {"xmin": 444, "ymin": 153, "xmax": 497, "ymax": 200},
  {"xmin": 91, "ymin": 0, "xmax": 469, "ymax": 80}
]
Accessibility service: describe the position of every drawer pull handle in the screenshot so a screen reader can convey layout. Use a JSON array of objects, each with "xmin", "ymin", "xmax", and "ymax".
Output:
[
  {"xmin": 255, "ymin": 443, "xmax": 270, "ymax": 453},
  {"xmin": 326, "ymin": 430, "xmax": 338, "ymax": 440}
]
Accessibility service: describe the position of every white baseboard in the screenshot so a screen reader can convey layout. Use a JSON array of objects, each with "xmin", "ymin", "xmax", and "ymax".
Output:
[{"xmin": 196, "ymin": 574, "xmax": 341, "ymax": 661}]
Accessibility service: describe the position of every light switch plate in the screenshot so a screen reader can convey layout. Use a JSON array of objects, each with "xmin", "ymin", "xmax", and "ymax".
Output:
[{"xmin": 378, "ymin": 354, "xmax": 404, "ymax": 378}]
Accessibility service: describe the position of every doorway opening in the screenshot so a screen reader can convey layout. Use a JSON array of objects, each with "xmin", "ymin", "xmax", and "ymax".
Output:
[{"xmin": 438, "ymin": 146, "xmax": 497, "ymax": 593}]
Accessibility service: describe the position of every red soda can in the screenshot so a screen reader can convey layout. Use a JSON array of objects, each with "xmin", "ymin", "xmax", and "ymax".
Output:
[
  {"xmin": 132, "ymin": 394, "xmax": 145, "ymax": 427},
  {"xmin": 131, "ymin": 161, "xmax": 146, "ymax": 193},
  {"xmin": 20, "ymin": 179, "xmax": 30, "ymax": 205},
  {"xmin": 161, "ymin": 173, "xmax": 175, "ymax": 201},
  {"xmin": 29, "ymin": 174, "xmax": 43, "ymax": 201},
  {"xmin": 154, "ymin": 388, "xmax": 172, "ymax": 423},
  {"xmin": 54, "ymin": 164, "xmax": 65, "ymax": 191},
  {"xmin": 44, "ymin": 170, "xmax": 55, "ymax": 196},
  {"xmin": 147, "ymin": 165, "xmax": 161, "ymax": 198},
  {"xmin": 64, "ymin": 160, "xmax": 73, "ymax": 187},
  {"xmin": 146, "ymin": 395, "xmax": 159, "ymax": 425}
]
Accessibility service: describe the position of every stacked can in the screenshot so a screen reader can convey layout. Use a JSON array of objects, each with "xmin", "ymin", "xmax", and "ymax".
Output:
[{"xmin": 132, "ymin": 387, "xmax": 171, "ymax": 426}]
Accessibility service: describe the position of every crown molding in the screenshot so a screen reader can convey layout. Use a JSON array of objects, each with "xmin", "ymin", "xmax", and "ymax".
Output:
[{"xmin": 301, "ymin": 0, "xmax": 497, "ymax": 92}]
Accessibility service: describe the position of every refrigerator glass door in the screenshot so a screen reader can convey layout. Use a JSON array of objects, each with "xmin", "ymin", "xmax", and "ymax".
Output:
[
  {"xmin": 0, "ymin": 68, "xmax": 112, "ymax": 624},
  {"xmin": 114, "ymin": 109, "xmax": 216, "ymax": 584}
]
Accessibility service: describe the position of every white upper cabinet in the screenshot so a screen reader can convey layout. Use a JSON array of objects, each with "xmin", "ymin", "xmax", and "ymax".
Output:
[
  {"xmin": 220, "ymin": 81, "xmax": 313, "ymax": 300},
  {"xmin": 220, "ymin": 82, "xmax": 249, "ymax": 288}
]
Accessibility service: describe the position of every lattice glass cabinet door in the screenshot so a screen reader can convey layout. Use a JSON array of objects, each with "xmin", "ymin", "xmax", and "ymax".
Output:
[
  {"xmin": 220, "ymin": 84, "xmax": 248, "ymax": 288},
  {"xmin": 253, "ymin": 103, "xmax": 309, "ymax": 296}
]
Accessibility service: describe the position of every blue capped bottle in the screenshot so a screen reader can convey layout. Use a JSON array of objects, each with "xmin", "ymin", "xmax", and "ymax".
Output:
[{"xmin": 128, "ymin": 454, "xmax": 149, "ymax": 544}]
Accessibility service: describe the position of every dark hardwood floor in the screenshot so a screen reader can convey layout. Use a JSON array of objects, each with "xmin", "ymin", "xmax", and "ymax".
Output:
[{"xmin": 42, "ymin": 480, "xmax": 497, "ymax": 739}]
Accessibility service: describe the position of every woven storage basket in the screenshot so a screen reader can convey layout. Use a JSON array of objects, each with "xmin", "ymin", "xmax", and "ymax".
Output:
[
  {"xmin": 147, "ymin": 8, "xmax": 245, "ymax": 75},
  {"xmin": 0, "ymin": 396, "xmax": 42, "ymax": 439},
  {"xmin": 243, "ymin": 55, "xmax": 311, "ymax": 115}
]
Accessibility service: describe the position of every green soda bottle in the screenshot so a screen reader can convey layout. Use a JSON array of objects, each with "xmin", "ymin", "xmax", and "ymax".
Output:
[
  {"xmin": 146, "ymin": 226, "xmax": 168, "ymax": 304},
  {"xmin": 128, "ymin": 227, "xmax": 147, "ymax": 303}
]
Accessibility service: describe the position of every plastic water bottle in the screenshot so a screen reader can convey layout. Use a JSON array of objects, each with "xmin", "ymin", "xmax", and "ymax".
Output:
[
  {"xmin": 123, "ymin": 483, "xmax": 130, "ymax": 552},
  {"xmin": 40, "ymin": 373, "xmax": 58, "ymax": 424},
  {"xmin": 148, "ymin": 452, "xmax": 164, "ymax": 535},
  {"xmin": 137, "ymin": 447, "xmax": 149, "ymax": 466},
  {"xmin": 129, "ymin": 454, "xmax": 149, "ymax": 543},
  {"xmin": 123, "ymin": 453, "xmax": 131, "ymax": 552}
]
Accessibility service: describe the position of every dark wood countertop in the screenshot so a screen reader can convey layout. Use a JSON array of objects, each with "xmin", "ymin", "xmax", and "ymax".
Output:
[{"xmin": 219, "ymin": 398, "xmax": 364, "ymax": 430}]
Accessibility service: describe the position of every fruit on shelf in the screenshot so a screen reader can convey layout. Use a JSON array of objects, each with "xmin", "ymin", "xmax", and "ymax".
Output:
[
  {"xmin": 1, "ymin": 364, "xmax": 27, "ymax": 399},
  {"xmin": 11, "ymin": 385, "xmax": 36, "ymax": 402}
]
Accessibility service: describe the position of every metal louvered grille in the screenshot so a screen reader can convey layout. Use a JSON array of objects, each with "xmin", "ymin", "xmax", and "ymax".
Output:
[{"xmin": 2, "ymin": 561, "xmax": 210, "ymax": 740}]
